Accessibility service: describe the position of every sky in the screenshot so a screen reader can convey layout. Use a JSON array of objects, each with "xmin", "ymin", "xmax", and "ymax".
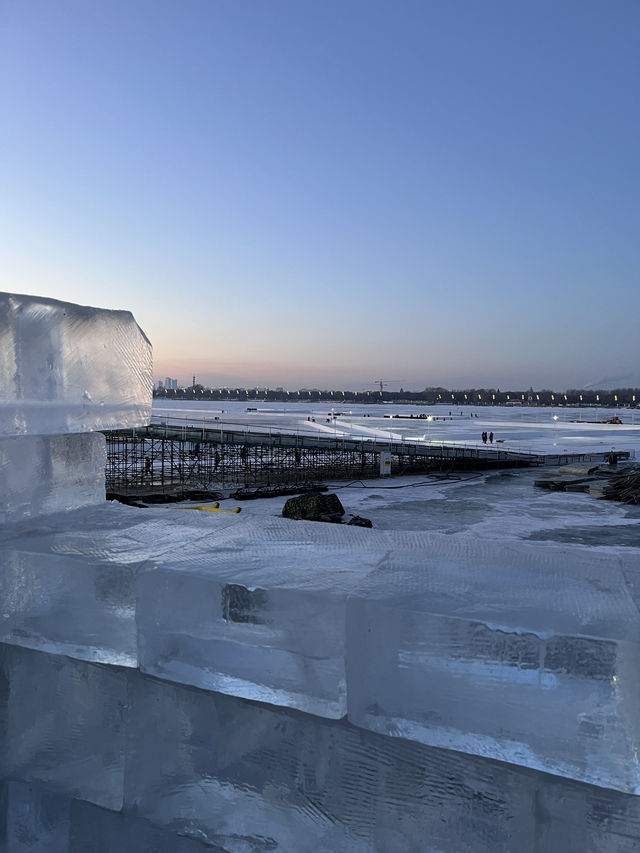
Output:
[{"xmin": 1, "ymin": 0, "xmax": 639, "ymax": 392}]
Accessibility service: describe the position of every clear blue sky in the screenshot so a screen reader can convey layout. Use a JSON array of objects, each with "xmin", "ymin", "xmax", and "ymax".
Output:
[{"xmin": 1, "ymin": 0, "xmax": 638, "ymax": 391}]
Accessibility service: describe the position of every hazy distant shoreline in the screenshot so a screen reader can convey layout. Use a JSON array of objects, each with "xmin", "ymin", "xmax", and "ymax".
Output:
[{"xmin": 153, "ymin": 385, "xmax": 639, "ymax": 408}]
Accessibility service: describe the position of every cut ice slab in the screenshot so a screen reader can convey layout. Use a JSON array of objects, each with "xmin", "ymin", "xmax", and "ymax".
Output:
[
  {"xmin": 0, "ymin": 292, "xmax": 152, "ymax": 436},
  {"xmin": 4, "ymin": 649, "xmax": 640, "ymax": 852},
  {"xmin": 0, "ymin": 433, "xmax": 106, "ymax": 523},
  {"xmin": 125, "ymin": 666, "xmax": 640, "ymax": 853},
  {"xmin": 136, "ymin": 514, "xmax": 398, "ymax": 718},
  {"xmin": 0, "ymin": 501, "xmax": 245, "ymax": 667},
  {"xmin": 137, "ymin": 532, "xmax": 384, "ymax": 718},
  {"xmin": 0, "ymin": 547, "xmax": 136, "ymax": 666},
  {"xmin": 0, "ymin": 644, "xmax": 127, "ymax": 811},
  {"xmin": 69, "ymin": 799, "xmax": 219, "ymax": 853},
  {"xmin": 346, "ymin": 536, "xmax": 640, "ymax": 793}
]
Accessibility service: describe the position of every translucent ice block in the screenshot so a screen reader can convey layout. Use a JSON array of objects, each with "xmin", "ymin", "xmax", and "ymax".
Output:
[
  {"xmin": 0, "ymin": 433, "xmax": 106, "ymax": 523},
  {"xmin": 346, "ymin": 537, "xmax": 640, "ymax": 793},
  {"xmin": 3, "ymin": 650, "xmax": 640, "ymax": 852},
  {"xmin": 0, "ymin": 548, "xmax": 136, "ymax": 666},
  {"xmin": 124, "ymin": 668, "xmax": 640, "ymax": 853},
  {"xmin": 0, "ymin": 500, "xmax": 244, "ymax": 567},
  {"xmin": 0, "ymin": 502, "xmax": 246, "ymax": 666},
  {"xmin": 0, "ymin": 292, "xmax": 152, "ymax": 436},
  {"xmin": 0, "ymin": 644, "xmax": 127, "ymax": 811},
  {"xmin": 136, "ymin": 520, "xmax": 385, "ymax": 717}
]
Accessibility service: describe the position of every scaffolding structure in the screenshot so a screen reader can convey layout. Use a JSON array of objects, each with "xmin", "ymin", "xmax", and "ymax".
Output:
[
  {"xmin": 104, "ymin": 421, "xmax": 613, "ymax": 497},
  {"xmin": 105, "ymin": 433, "xmax": 373, "ymax": 493},
  {"xmin": 104, "ymin": 430, "xmax": 451, "ymax": 495}
]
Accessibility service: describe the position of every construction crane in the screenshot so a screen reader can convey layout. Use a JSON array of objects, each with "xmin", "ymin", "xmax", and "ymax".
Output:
[{"xmin": 368, "ymin": 379, "xmax": 404, "ymax": 394}]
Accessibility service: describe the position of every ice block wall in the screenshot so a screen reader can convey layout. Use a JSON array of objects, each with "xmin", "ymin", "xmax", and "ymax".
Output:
[
  {"xmin": 2, "ymin": 507, "xmax": 640, "ymax": 850},
  {"xmin": 3, "ymin": 644, "xmax": 640, "ymax": 853}
]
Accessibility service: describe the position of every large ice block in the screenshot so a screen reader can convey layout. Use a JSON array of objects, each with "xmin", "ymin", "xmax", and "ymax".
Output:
[
  {"xmin": 0, "ymin": 292, "xmax": 152, "ymax": 436},
  {"xmin": 124, "ymin": 667, "xmax": 640, "ymax": 853},
  {"xmin": 0, "ymin": 548, "xmax": 136, "ymax": 666},
  {"xmin": 346, "ymin": 536, "xmax": 640, "ymax": 793},
  {"xmin": 0, "ymin": 500, "xmax": 244, "ymax": 566},
  {"xmin": 0, "ymin": 433, "xmax": 106, "ymax": 523},
  {"xmin": 0, "ymin": 644, "xmax": 127, "ymax": 811},
  {"xmin": 136, "ymin": 518, "xmax": 385, "ymax": 717},
  {"xmin": 0, "ymin": 502, "xmax": 246, "ymax": 667},
  {"xmin": 3, "ymin": 647, "xmax": 640, "ymax": 852}
]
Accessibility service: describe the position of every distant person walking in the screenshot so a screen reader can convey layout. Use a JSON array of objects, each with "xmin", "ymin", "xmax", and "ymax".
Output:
[
  {"xmin": 489, "ymin": 431, "xmax": 494, "ymax": 444},
  {"xmin": 482, "ymin": 431, "xmax": 487, "ymax": 444}
]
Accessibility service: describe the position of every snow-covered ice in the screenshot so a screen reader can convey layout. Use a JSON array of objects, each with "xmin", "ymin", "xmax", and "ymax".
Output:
[{"xmin": 152, "ymin": 399, "xmax": 640, "ymax": 459}]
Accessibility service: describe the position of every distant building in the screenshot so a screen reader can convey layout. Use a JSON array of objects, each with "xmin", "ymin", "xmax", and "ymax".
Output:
[{"xmin": 165, "ymin": 377, "xmax": 178, "ymax": 390}]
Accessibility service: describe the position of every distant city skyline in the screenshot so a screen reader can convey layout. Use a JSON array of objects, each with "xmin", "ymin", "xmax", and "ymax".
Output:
[{"xmin": 2, "ymin": 1, "xmax": 638, "ymax": 391}]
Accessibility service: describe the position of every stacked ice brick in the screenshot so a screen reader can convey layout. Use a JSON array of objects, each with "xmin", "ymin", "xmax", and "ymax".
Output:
[
  {"xmin": 0, "ymin": 292, "xmax": 152, "ymax": 523},
  {"xmin": 2, "ymin": 292, "xmax": 640, "ymax": 852}
]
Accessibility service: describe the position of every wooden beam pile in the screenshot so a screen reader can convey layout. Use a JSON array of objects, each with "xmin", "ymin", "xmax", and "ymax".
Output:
[
  {"xmin": 535, "ymin": 464, "xmax": 640, "ymax": 504},
  {"xmin": 599, "ymin": 467, "xmax": 640, "ymax": 503}
]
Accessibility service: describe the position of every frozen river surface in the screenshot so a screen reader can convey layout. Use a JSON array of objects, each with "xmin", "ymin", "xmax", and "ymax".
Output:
[{"xmin": 152, "ymin": 401, "xmax": 640, "ymax": 552}]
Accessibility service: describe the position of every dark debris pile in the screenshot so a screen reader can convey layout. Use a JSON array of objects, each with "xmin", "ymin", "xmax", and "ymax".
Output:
[{"xmin": 535, "ymin": 464, "xmax": 640, "ymax": 504}]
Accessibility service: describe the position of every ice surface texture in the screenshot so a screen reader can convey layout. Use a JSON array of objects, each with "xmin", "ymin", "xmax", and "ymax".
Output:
[
  {"xmin": 0, "ymin": 502, "xmax": 243, "ymax": 670},
  {"xmin": 0, "ymin": 781, "xmax": 216, "ymax": 853},
  {"xmin": 0, "ymin": 434, "xmax": 106, "ymax": 523},
  {"xmin": 3, "ymin": 645, "xmax": 640, "ymax": 853},
  {"xmin": 0, "ymin": 781, "xmax": 72, "ymax": 853},
  {"xmin": 0, "ymin": 292, "xmax": 152, "ymax": 435}
]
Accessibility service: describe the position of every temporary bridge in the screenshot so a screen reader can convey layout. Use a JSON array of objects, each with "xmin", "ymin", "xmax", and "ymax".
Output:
[{"xmin": 103, "ymin": 418, "xmax": 630, "ymax": 496}]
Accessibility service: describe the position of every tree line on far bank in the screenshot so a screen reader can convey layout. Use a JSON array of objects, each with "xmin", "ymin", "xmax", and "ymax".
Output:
[{"xmin": 153, "ymin": 385, "xmax": 640, "ymax": 408}]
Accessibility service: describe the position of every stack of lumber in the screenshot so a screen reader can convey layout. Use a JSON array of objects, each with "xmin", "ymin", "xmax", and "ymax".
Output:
[
  {"xmin": 535, "ymin": 464, "xmax": 640, "ymax": 503},
  {"xmin": 598, "ymin": 467, "xmax": 640, "ymax": 503}
]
